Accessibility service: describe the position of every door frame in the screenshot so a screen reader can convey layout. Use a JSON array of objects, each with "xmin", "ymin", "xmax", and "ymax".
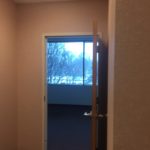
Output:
[
  {"xmin": 107, "ymin": 0, "xmax": 116, "ymax": 150},
  {"xmin": 42, "ymin": 32, "xmax": 102, "ymax": 150}
]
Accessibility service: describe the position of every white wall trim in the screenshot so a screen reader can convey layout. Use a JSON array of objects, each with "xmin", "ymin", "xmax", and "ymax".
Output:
[
  {"xmin": 42, "ymin": 32, "xmax": 102, "ymax": 38},
  {"xmin": 42, "ymin": 36, "xmax": 47, "ymax": 150}
]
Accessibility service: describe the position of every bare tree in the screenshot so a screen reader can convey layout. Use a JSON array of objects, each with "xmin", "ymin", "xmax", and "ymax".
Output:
[{"xmin": 47, "ymin": 42, "xmax": 92, "ymax": 85}]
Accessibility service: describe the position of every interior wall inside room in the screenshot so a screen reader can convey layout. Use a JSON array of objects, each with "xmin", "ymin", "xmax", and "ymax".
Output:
[
  {"xmin": 113, "ymin": 0, "xmax": 150, "ymax": 150},
  {"xmin": 0, "ymin": 0, "xmax": 17, "ymax": 150},
  {"xmin": 48, "ymin": 85, "xmax": 92, "ymax": 105},
  {"xmin": 16, "ymin": 0, "xmax": 108, "ymax": 150}
]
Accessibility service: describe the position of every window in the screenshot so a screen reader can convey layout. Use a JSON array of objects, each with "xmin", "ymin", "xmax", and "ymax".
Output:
[{"xmin": 46, "ymin": 36, "xmax": 93, "ymax": 85}]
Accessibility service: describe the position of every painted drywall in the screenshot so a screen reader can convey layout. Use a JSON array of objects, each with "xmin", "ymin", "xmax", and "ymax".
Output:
[
  {"xmin": 111, "ymin": 0, "xmax": 150, "ymax": 150},
  {"xmin": 107, "ymin": 0, "xmax": 116, "ymax": 149},
  {"xmin": 16, "ymin": 0, "xmax": 108, "ymax": 149},
  {"xmin": 0, "ymin": 0, "xmax": 17, "ymax": 150},
  {"xmin": 48, "ymin": 85, "xmax": 92, "ymax": 105}
]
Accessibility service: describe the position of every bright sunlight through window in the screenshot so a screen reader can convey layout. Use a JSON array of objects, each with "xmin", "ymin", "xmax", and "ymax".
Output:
[{"xmin": 46, "ymin": 36, "xmax": 93, "ymax": 85}]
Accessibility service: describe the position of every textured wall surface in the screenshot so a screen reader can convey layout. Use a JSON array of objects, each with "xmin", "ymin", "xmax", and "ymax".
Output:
[
  {"xmin": 16, "ymin": 1, "xmax": 108, "ymax": 150},
  {"xmin": 0, "ymin": 0, "xmax": 17, "ymax": 150},
  {"xmin": 113, "ymin": 0, "xmax": 150, "ymax": 150}
]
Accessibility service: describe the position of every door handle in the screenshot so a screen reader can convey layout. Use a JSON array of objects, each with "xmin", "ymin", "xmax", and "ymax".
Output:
[
  {"xmin": 83, "ymin": 111, "xmax": 92, "ymax": 117},
  {"xmin": 83, "ymin": 111, "xmax": 106, "ymax": 118}
]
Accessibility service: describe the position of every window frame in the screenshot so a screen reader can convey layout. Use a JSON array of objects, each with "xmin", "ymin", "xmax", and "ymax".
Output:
[{"xmin": 46, "ymin": 35, "xmax": 93, "ymax": 86}]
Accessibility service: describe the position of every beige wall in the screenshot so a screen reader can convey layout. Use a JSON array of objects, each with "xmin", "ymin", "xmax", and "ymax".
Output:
[
  {"xmin": 16, "ymin": 1, "xmax": 108, "ymax": 150},
  {"xmin": 1, "ymin": 1, "xmax": 150, "ymax": 150},
  {"xmin": 109, "ymin": 0, "xmax": 150, "ymax": 150},
  {"xmin": 0, "ymin": 0, "xmax": 17, "ymax": 150}
]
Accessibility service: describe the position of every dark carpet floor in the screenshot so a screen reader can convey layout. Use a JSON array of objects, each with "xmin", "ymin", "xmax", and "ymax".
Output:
[{"xmin": 48, "ymin": 104, "xmax": 92, "ymax": 150}]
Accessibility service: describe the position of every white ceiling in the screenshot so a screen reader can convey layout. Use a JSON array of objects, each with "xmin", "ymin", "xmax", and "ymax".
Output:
[{"xmin": 14, "ymin": 0, "xmax": 83, "ymax": 3}]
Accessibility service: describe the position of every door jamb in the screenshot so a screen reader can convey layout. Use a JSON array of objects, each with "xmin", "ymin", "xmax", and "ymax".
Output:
[{"xmin": 42, "ymin": 32, "xmax": 102, "ymax": 150}]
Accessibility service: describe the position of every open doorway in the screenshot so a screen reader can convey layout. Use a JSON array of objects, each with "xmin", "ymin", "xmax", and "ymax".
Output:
[
  {"xmin": 46, "ymin": 35, "xmax": 93, "ymax": 150},
  {"xmin": 44, "ymin": 34, "xmax": 108, "ymax": 150}
]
